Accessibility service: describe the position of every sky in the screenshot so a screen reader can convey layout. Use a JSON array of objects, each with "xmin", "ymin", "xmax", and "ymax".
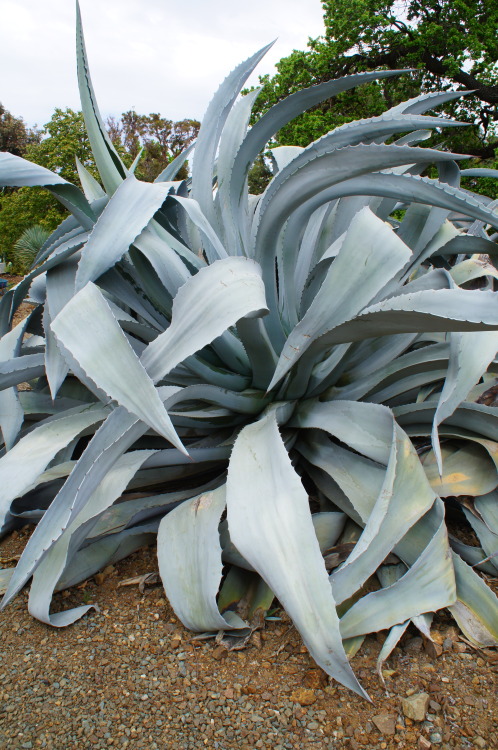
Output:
[{"xmin": 1, "ymin": 0, "xmax": 326, "ymax": 129}]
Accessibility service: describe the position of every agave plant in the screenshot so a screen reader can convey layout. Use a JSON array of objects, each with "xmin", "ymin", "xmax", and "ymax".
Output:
[{"xmin": 0, "ymin": 3, "xmax": 497, "ymax": 699}]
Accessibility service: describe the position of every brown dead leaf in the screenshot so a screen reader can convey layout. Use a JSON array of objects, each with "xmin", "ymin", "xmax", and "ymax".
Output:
[
  {"xmin": 455, "ymin": 495, "xmax": 486, "ymax": 523},
  {"xmin": 323, "ymin": 542, "xmax": 355, "ymax": 571},
  {"xmin": 116, "ymin": 572, "xmax": 159, "ymax": 592},
  {"xmin": 476, "ymin": 384, "xmax": 498, "ymax": 407},
  {"xmin": 0, "ymin": 555, "xmax": 21, "ymax": 565}
]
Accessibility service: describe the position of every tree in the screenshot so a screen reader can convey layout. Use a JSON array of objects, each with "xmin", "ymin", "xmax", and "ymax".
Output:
[
  {"xmin": 0, "ymin": 109, "xmax": 95, "ymax": 264},
  {"xmin": 106, "ymin": 113, "xmax": 200, "ymax": 182},
  {"xmin": 323, "ymin": 0, "xmax": 498, "ymax": 153},
  {"xmin": 247, "ymin": 153, "xmax": 273, "ymax": 194},
  {"xmin": 251, "ymin": 0, "xmax": 498, "ymax": 158},
  {"xmin": 0, "ymin": 107, "xmax": 200, "ymax": 264},
  {"xmin": 27, "ymin": 108, "xmax": 96, "ymax": 184},
  {"xmin": 0, "ymin": 103, "xmax": 41, "ymax": 156}
]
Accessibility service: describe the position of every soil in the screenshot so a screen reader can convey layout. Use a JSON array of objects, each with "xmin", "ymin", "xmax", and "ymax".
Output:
[
  {"xmin": 0, "ymin": 275, "xmax": 34, "ymax": 331},
  {"xmin": 1, "ymin": 274, "xmax": 36, "ymax": 390},
  {"xmin": 0, "ymin": 274, "xmax": 496, "ymax": 749},
  {"xmin": 0, "ymin": 529, "xmax": 496, "ymax": 750}
]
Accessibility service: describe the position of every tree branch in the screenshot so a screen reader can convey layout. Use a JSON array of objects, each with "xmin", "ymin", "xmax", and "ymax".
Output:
[{"xmin": 332, "ymin": 47, "xmax": 498, "ymax": 106}]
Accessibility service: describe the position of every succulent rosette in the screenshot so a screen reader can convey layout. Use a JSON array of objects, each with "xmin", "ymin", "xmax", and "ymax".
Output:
[{"xmin": 0, "ymin": 2, "xmax": 497, "ymax": 698}]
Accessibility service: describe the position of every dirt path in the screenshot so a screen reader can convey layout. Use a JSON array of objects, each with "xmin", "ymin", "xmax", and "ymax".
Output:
[{"xmin": 0, "ymin": 529, "xmax": 496, "ymax": 750}]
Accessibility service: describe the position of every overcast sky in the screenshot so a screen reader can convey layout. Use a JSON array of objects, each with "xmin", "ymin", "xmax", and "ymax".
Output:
[{"xmin": 1, "ymin": 0, "xmax": 326, "ymax": 130}]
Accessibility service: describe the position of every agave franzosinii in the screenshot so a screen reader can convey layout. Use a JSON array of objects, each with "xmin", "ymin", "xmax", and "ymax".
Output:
[{"xmin": 0, "ymin": 4, "xmax": 498, "ymax": 699}]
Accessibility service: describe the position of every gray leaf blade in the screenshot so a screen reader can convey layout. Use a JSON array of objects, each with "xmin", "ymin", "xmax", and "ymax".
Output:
[
  {"xmin": 432, "ymin": 331, "xmax": 498, "ymax": 472},
  {"xmin": 51, "ymin": 282, "xmax": 185, "ymax": 452},
  {"xmin": 0, "ymin": 405, "xmax": 109, "ymax": 535},
  {"xmin": 0, "ymin": 319, "xmax": 30, "ymax": 448},
  {"xmin": 450, "ymin": 552, "xmax": 498, "ymax": 646},
  {"xmin": 309, "ymin": 289, "xmax": 498, "ymax": 352},
  {"xmin": 76, "ymin": 0, "xmax": 127, "ymax": 194},
  {"xmin": 157, "ymin": 486, "xmax": 246, "ymax": 632},
  {"xmin": 140, "ymin": 257, "xmax": 268, "ymax": 383},
  {"xmin": 268, "ymin": 208, "xmax": 412, "ymax": 389},
  {"xmin": 28, "ymin": 449, "xmax": 155, "ymax": 626},
  {"xmin": 191, "ymin": 42, "xmax": 274, "ymax": 226},
  {"xmin": 0, "ymin": 153, "xmax": 95, "ymax": 230},
  {"xmin": 226, "ymin": 412, "xmax": 368, "ymax": 698},
  {"xmin": 339, "ymin": 510, "xmax": 456, "ymax": 639},
  {"xmin": 231, "ymin": 70, "xmax": 409, "ymax": 231},
  {"xmin": 75, "ymin": 175, "xmax": 174, "ymax": 291},
  {"xmin": 0, "ymin": 405, "xmax": 152, "ymax": 607},
  {"xmin": 330, "ymin": 422, "xmax": 437, "ymax": 605}
]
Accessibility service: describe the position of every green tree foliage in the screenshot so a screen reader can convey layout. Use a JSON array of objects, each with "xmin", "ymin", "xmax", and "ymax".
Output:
[
  {"xmin": 255, "ymin": 50, "xmax": 417, "ymax": 146},
  {"xmin": 0, "ymin": 188, "xmax": 64, "ymax": 264},
  {"xmin": 247, "ymin": 153, "xmax": 273, "ymax": 194},
  {"xmin": 0, "ymin": 109, "xmax": 94, "ymax": 264},
  {"xmin": 252, "ymin": 0, "xmax": 498, "ymax": 159},
  {"xmin": 106, "ymin": 113, "xmax": 200, "ymax": 182},
  {"xmin": 0, "ymin": 108, "xmax": 200, "ymax": 265},
  {"xmin": 28, "ymin": 108, "xmax": 96, "ymax": 184}
]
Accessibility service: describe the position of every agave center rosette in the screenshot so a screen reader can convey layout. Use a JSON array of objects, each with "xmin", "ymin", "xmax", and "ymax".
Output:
[{"xmin": 0, "ymin": 1, "xmax": 498, "ymax": 697}]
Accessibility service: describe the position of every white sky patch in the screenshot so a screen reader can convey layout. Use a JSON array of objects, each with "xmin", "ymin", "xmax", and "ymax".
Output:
[{"xmin": 0, "ymin": 0, "xmax": 325, "ymax": 129}]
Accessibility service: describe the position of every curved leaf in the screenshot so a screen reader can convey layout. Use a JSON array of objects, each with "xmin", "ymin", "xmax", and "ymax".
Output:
[
  {"xmin": 293, "ymin": 399, "xmax": 392, "ymax": 465},
  {"xmin": 226, "ymin": 412, "xmax": 368, "ymax": 698},
  {"xmin": 51, "ymin": 282, "xmax": 185, "ymax": 452},
  {"xmin": 0, "ymin": 405, "xmax": 109, "ymax": 535},
  {"xmin": 339, "ymin": 509, "xmax": 455, "ymax": 638},
  {"xmin": 140, "ymin": 257, "xmax": 268, "ymax": 382},
  {"xmin": 155, "ymin": 142, "xmax": 196, "ymax": 183},
  {"xmin": 450, "ymin": 552, "xmax": 498, "ymax": 646},
  {"xmin": 0, "ymin": 403, "xmax": 158, "ymax": 607},
  {"xmin": 432, "ymin": 331, "xmax": 498, "ymax": 471},
  {"xmin": 0, "ymin": 153, "xmax": 95, "ymax": 229},
  {"xmin": 75, "ymin": 175, "xmax": 175, "ymax": 291},
  {"xmin": 158, "ymin": 486, "xmax": 246, "ymax": 631},
  {"xmin": 304, "ymin": 289, "xmax": 498, "ymax": 354},
  {"xmin": 75, "ymin": 156, "xmax": 106, "ymax": 201},
  {"xmin": 231, "ymin": 70, "xmax": 409, "ymax": 241},
  {"xmin": 28, "ymin": 449, "xmax": 155, "ymax": 626},
  {"xmin": 268, "ymin": 208, "xmax": 412, "ymax": 390},
  {"xmin": 76, "ymin": 0, "xmax": 127, "ymax": 194},
  {"xmin": 0, "ymin": 318, "xmax": 30, "ymax": 448},
  {"xmin": 191, "ymin": 43, "xmax": 274, "ymax": 227}
]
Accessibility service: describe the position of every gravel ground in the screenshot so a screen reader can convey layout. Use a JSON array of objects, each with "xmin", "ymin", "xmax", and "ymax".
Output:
[{"xmin": 0, "ymin": 529, "xmax": 497, "ymax": 750}]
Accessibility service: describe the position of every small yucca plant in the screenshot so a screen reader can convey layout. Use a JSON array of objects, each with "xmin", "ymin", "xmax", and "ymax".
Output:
[
  {"xmin": 12, "ymin": 225, "xmax": 51, "ymax": 274},
  {"xmin": 0, "ymin": 2, "xmax": 497, "ymax": 698}
]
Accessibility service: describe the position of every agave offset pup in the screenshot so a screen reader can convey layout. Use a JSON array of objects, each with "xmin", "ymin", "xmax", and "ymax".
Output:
[{"xmin": 0, "ymin": 2, "xmax": 497, "ymax": 698}]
